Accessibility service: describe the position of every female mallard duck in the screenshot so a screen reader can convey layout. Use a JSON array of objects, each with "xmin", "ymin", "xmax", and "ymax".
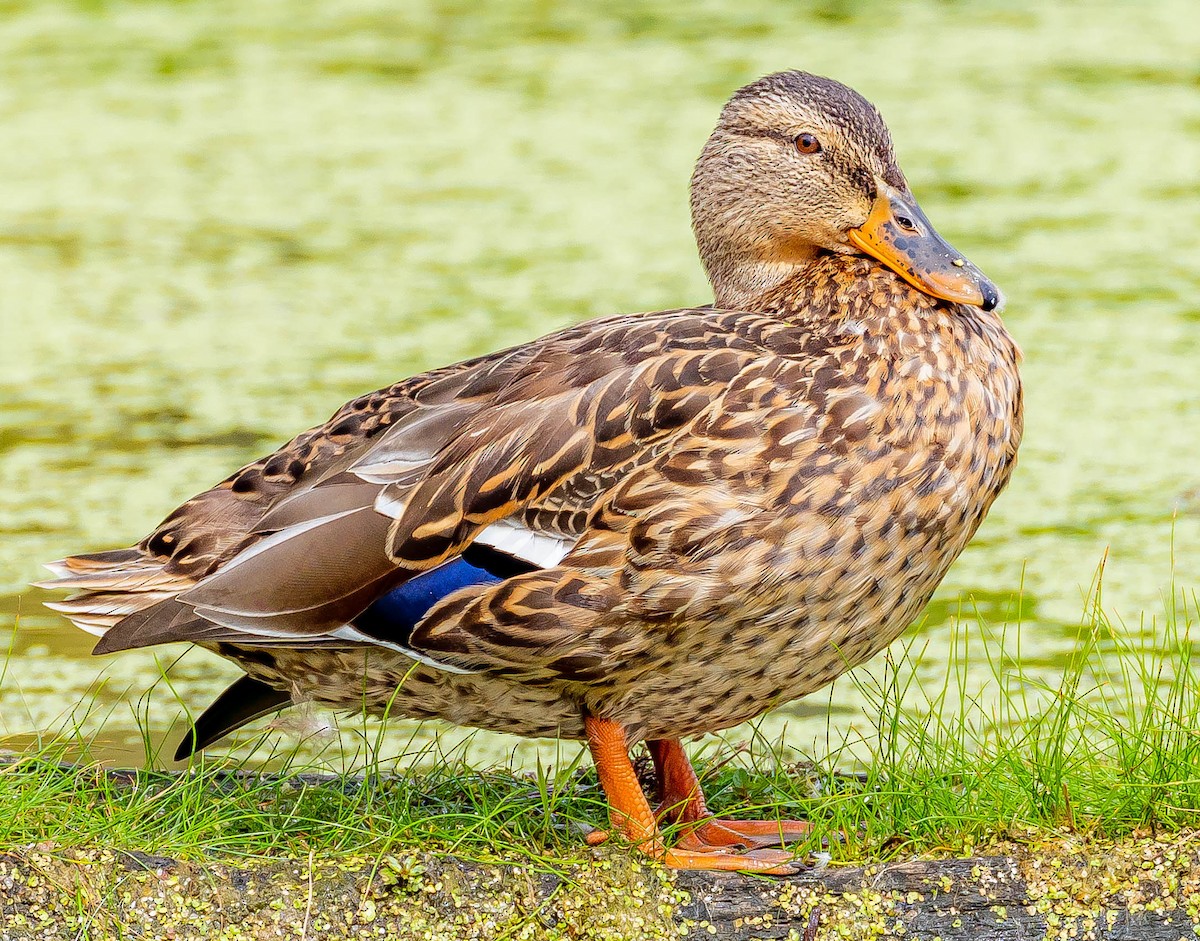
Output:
[{"xmin": 38, "ymin": 71, "xmax": 1021, "ymax": 873}]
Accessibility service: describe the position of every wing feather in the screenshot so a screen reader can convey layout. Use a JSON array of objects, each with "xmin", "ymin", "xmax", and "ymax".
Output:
[{"xmin": 42, "ymin": 308, "xmax": 769, "ymax": 661}]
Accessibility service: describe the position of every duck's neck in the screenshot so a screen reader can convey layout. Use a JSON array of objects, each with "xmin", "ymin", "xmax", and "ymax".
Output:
[
  {"xmin": 707, "ymin": 259, "xmax": 807, "ymax": 309},
  {"xmin": 706, "ymin": 248, "xmax": 870, "ymax": 314},
  {"xmin": 702, "ymin": 238, "xmax": 850, "ymax": 311}
]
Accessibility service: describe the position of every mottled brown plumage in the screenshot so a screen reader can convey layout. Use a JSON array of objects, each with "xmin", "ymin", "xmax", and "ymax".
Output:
[{"xmin": 38, "ymin": 71, "xmax": 1022, "ymax": 872}]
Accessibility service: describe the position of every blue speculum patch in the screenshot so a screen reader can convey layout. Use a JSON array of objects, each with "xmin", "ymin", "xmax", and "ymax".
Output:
[{"xmin": 354, "ymin": 558, "xmax": 504, "ymax": 644}]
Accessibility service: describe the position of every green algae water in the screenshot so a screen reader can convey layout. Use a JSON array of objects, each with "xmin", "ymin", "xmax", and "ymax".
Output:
[{"xmin": 2, "ymin": 0, "xmax": 1198, "ymax": 768}]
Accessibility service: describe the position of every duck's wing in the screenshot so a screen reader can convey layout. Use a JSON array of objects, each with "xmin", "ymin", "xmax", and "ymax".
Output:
[
  {"xmin": 403, "ymin": 354, "xmax": 819, "ymax": 682},
  {"xmin": 39, "ymin": 309, "xmax": 767, "ymax": 659}
]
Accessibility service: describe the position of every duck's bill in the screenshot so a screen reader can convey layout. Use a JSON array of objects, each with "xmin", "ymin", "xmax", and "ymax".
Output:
[{"xmin": 848, "ymin": 184, "xmax": 1003, "ymax": 311}]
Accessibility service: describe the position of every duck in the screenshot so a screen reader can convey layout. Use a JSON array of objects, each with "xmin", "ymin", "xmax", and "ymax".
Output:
[{"xmin": 37, "ymin": 70, "xmax": 1022, "ymax": 874}]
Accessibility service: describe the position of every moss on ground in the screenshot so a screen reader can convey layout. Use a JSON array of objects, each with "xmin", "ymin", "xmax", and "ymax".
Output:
[
  {"xmin": 3, "ymin": 833, "xmax": 1200, "ymax": 940},
  {"xmin": 3, "ymin": 848, "xmax": 687, "ymax": 941}
]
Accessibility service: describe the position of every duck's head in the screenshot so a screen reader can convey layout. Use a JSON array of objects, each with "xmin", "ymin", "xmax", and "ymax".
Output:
[{"xmin": 691, "ymin": 71, "xmax": 1001, "ymax": 312}]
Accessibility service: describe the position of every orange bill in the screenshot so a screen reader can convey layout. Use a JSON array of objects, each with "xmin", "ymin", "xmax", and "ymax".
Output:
[{"xmin": 848, "ymin": 183, "xmax": 1003, "ymax": 311}]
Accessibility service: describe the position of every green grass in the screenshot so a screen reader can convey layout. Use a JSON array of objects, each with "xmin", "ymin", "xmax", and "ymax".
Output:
[{"xmin": 2, "ymin": 566, "xmax": 1199, "ymax": 871}]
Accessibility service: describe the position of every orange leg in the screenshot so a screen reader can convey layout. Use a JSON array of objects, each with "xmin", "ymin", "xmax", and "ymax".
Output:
[
  {"xmin": 649, "ymin": 738, "xmax": 814, "ymax": 851},
  {"xmin": 584, "ymin": 716, "xmax": 799, "ymax": 873}
]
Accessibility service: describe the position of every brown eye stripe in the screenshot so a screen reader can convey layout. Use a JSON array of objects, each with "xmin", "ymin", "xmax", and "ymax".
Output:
[
  {"xmin": 729, "ymin": 126, "xmax": 797, "ymax": 144},
  {"xmin": 728, "ymin": 126, "xmax": 824, "ymax": 155}
]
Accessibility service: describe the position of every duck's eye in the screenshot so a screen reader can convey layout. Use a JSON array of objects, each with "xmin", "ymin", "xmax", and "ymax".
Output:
[{"xmin": 794, "ymin": 133, "xmax": 822, "ymax": 155}]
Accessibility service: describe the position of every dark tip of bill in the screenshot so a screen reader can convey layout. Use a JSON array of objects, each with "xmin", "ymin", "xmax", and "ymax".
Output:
[{"xmin": 980, "ymin": 281, "xmax": 1003, "ymax": 312}]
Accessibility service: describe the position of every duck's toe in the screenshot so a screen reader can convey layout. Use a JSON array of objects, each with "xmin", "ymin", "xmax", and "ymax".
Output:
[
  {"xmin": 661, "ymin": 845, "xmax": 801, "ymax": 874},
  {"xmin": 676, "ymin": 817, "xmax": 815, "ymax": 850}
]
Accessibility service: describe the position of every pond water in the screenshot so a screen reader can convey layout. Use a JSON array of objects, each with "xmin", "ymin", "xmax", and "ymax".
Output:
[{"xmin": 2, "ymin": 0, "xmax": 1198, "ymax": 769}]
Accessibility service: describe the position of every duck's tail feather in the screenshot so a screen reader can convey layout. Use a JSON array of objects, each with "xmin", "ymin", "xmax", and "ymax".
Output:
[
  {"xmin": 174, "ymin": 675, "xmax": 293, "ymax": 761},
  {"xmin": 37, "ymin": 505, "xmax": 404, "ymax": 653},
  {"xmin": 34, "ymin": 550, "xmax": 195, "ymax": 637}
]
